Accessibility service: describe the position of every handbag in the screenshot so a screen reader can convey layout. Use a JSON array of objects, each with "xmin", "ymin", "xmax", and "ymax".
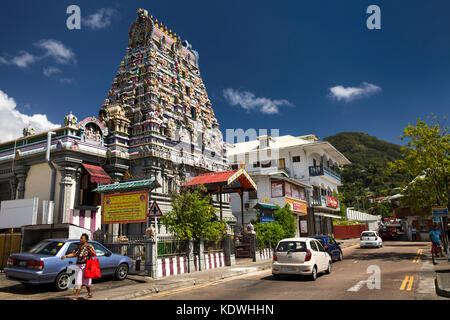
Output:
[{"xmin": 85, "ymin": 255, "xmax": 101, "ymax": 279}]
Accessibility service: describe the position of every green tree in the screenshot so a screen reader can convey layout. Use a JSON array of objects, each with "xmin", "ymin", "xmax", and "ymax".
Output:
[
  {"xmin": 254, "ymin": 205, "xmax": 296, "ymax": 249},
  {"xmin": 388, "ymin": 116, "xmax": 449, "ymax": 210},
  {"xmin": 161, "ymin": 185, "xmax": 226, "ymax": 241}
]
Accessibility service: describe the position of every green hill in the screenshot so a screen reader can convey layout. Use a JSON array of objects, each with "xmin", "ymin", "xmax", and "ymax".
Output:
[{"xmin": 323, "ymin": 132, "xmax": 408, "ymax": 216}]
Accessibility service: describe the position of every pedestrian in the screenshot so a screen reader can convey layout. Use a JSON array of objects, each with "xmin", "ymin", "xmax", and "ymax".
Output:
[
  {"xmin": 411, "ymin": 226, "xmax": 417, "ymax": 241},
  {"xmin": 429, "ymin": 225, "xmax": 444, "ymax": 257},
  {"xmin": 61, "ymin": 233, "xmax": 96, "ymax": 300}
]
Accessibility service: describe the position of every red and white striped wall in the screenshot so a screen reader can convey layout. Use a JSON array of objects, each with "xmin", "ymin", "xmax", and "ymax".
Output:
[
  {"xmin": 157, "ymin": 256, "xmax": 188, "ymax": 278},
  {"xmin": 259, "ymin": 248, "xmax": 273, "ymax": 260},
  {"xmin": 70, "ymin": 208, "xmax": 102, "ymax": 235},
  {"xmin": 204, "ymin": 252, "xmax": 225, "ymax": 270}
]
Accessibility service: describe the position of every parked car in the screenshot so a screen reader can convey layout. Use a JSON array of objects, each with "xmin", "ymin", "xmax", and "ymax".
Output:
[
  {"xmin": 378, "ymin": 228, "xmax": 392, "ymax": 240},
  {"xmin": 360, "ymin": 231, "xmax": 383, "ymax": 248},
  {"xmin": 4, "ymin": 239, "xmax": 135, "ymax": 291},
  {"xmin": 272, "ymin": 237, "xmax": 332, "ymax": 281},
  {"xmin": 310, "ymin": 236, "xmax": 344, "ymax": 262}
]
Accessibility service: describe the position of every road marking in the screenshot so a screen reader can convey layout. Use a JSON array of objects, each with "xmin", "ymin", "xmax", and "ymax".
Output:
[
  {"xmin": 347, "ymin": 280, "xmax": 367, "ymax": 292},
  {"xmin": 400, "ymin": 276, "xmax": 414, "ymax": 291},
  {"xmin": 413, "ymin": 249, "xmax": 423, "ymax": 263}
]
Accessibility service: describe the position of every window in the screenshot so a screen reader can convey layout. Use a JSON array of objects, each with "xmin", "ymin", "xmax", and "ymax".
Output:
[
  {"xmin": 66, "ymin": 242, "xmax": 80, "ymax": 255},
  {"xmin": 309, "ymin": 240, "xmax": 318, "ymax": 252},
  {"xmin": 29, "ymin": 241, "xmax": 65, "ymax": 256},
  {"xmin": 276, "ymin": 241, "xmax": 307, "ymax": 252},
  {"xmin": 316, "ymin": 241, "xmax": 325, "ymax": 252},
  {"xmin": 278, "ymin": 158, "xmax": 286, "ymax": 170},
  {"xmin": 249, "ymin": 191, "xmax": 258, "ymax": 200},
  {"xmin": 261, "ymin": 160, "xmax": 272, "ymax": 168},
  {"xmin": 231, "ymin": 164, "xmax": 239, "ymax": 170},
  {"xmin": 253, "ymin": 161, "xmax": 260, "ymax": 168},
  {"xmin": 91, "ymin": 242, "xmax": 109, "ymax": 257},
  {"xmin": 79, "ymin": 172, "xmax": 101, "ymax": 207},
  {"xmin": 293, "ymin": 156, "xmax": 301, "ymax": 163}
]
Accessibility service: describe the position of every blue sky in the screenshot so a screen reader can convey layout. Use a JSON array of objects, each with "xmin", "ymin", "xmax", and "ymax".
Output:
[{"xmin": 0, "ymin": 0, "xmax": 448, "ymax": 144}]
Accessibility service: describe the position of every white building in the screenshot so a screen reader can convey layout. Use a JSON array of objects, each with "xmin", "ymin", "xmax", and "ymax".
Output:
[{"xmin": 227, "ymin": 134, "xmax": 351, "ymax": 237}]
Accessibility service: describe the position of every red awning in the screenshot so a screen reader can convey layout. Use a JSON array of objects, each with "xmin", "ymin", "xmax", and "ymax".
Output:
[
  {"xmin": 183, "ymin": 169, "xmax": 257, "ymax": 192},
  {"xmin": 82, "ymin": 163, "xmax": 111, "ymax": 184}
]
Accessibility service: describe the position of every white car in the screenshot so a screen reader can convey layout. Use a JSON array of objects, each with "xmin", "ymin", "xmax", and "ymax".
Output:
[
  {"xmin": 272, "ymin": 237, "xmax": 332, "ymax": 281},
  {"xmin": 360, "ymin": 231, "xmax": 383, "ymax": 248}
]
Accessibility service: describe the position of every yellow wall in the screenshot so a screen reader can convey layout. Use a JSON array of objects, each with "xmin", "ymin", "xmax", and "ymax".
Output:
[{"xmin": 24, "ymin": 163, "xmax": 52, "ymax": 224}]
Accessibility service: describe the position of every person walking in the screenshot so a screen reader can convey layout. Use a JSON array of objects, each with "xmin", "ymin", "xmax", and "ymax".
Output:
[
  {"xmin": 429, "ymin": 225, "xmax": 444, "ymax": 258},
  {"xmin": 411, "ymin": 226, "xmax": 417, "ymax": 241},
  {"xmin": 62, "ymin": 233, "xmax": 96, "ymax": 300}
]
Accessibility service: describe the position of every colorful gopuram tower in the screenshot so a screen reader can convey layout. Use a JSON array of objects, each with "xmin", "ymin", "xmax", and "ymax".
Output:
[{"xmin": 99, "ymin": 9, "xmax": 229, "ymax": 190}]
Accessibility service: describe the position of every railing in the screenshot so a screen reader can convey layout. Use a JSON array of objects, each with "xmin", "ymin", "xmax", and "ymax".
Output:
[
  {"xmin": 311, "ymin": 195, "xmax": 340, "ymax": 209},
  {"xmin": 309, "ymin": 165, "xmax": 341, "ymax": 183},
  {"xmin": 157, "ymin": 236, "xmax": 188, "ymax": 259}
]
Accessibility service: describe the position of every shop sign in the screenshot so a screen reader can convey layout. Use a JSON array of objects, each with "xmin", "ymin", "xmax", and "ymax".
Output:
[
  {"xmin": 432, "ymin": 206, "xmax": 448, "ymax": 217},
  {"xmin": 327, "ymin": 196, "xmax": 339, "ymax": 209},
  {"xmin": 285, "ymin": 197, "xmax": 307, "ymax": 214}
]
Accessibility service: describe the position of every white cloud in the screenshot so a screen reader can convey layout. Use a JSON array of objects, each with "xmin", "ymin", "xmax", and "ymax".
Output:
[
  {"xmin": 59, "ymin": 78, "xmax": 75, "ymax": 84},
  {"xmin": 223, "ymin": 88, "xmax": 294, "ymax": 115},
  {"xmin": 10, "ymin": 51, "xmax": 38, "ymax": 68},
  {"xmin": 34, "ymin": 39, "xmax": 76, "ymax": 64},
  {"xmin": 43, "ymin": 67, "xmax": 62, "ymax": 77},
  {"xmin": 329, "ymin": 82, "xmax": 381, "ymax": 102},
  {"xmin": 0, "ymin": 90, "xmax": 60, "ymax": 143},
  {"xmin": 83, "ymin": 8, "xmax": 118, "ymax": 30}
]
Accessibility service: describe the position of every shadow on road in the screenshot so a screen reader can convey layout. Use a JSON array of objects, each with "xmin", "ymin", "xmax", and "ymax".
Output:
[
  {"xmin": 260, "ymin": 274, "xmax": 327, "ymax": 282},
  {"xmin": 345, "ymin": 250, "xmax": 420, "ymax": 262}
]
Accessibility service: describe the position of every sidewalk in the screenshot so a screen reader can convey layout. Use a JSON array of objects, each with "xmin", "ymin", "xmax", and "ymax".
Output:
[
  {"xmin": 433, "ymin": 253, "xmax": 450, "ymax": 298},
  {"xmin": 60, "ymin": 238, "xmax": 361, "ymax": 300}
]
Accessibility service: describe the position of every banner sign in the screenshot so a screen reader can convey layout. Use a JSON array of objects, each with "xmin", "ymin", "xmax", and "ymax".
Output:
[
  {"xmin": 285, "ymin": 197, "xmax": 307, "ymax": 214},
  {"xmin": 327, "ymin": 196, "xmax": 339, "ymax": 209},
  {"xmin": 261, "ymin": 217, "xmax": 275, "ymax": 224},
  {"xmin": 300, "ymin": 220, "xmax": 308, "ymax": 234},
  {"xmin": 432, "ymin": 206, "xmax": 448, "ymax": 217},
  {"xmin": 102, "ymin": 191, "xmax": 149, "ymax": 224}
]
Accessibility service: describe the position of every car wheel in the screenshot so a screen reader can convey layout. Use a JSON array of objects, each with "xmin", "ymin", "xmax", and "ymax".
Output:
[
  {"xmin": 273, "ymin": 274, "xmax": 281, "ymax": 280},
  {"xmin": 115, "ymin": 263, "xmax": 129, "ymax": 281},
  {"xmin": 310, "ymin": 266, "xmax": 318, "ymax": 281},
  {"xmin": 338, "ymin": 251, "xmax": 343, "ymax": 261},
  {"xmin": 325, "ymin": 262, "xmax": 332, "ymax": 274},
  {"xmin": 55, "ymin": 272, "xmax": 70, "ymax": 291}
]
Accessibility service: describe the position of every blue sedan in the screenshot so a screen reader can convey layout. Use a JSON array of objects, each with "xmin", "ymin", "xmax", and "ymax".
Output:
[
  {"xmin": 310, "ymin": 236, "xmax": 344, "ymax": 262},
  {"xmin": 4, "ymin": 239, "xmax": 135, "ymax": 291}
]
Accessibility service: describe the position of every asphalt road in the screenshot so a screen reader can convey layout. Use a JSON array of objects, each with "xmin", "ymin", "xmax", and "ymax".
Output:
[{"xmin": 144, "ymin": 241, "xmax": 446, "ymax": 300}]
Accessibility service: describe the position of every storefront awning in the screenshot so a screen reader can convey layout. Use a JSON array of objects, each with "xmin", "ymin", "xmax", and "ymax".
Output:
[
  {"xmin": 82, "ymin": 163, "xmax": 111, "ymax": 184},
  {"xmin": 314, "ymin": 212, "xmax": 343, "ymax": 219},
  {"xmin": 254, "ymin": 202, "xmax": 279, "ymax": 210}
]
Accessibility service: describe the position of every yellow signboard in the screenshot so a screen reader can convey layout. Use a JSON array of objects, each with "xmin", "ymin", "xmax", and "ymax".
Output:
[
  {"xmin": 285, "ymin": 197, "xmax": 308, "ymax": 215},
  {"xmin": 102, "ymin": 191, "xmax": 149, "ymax": 224}
]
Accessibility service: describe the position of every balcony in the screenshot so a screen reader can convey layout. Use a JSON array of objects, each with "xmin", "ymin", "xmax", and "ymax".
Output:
[
  {"xmin": 309, "ymin": 165, "xmax": 341, "ymax": 183},
  {"xmin": 311, "ymin": 195, "xmax": 340, "ymax": 210}
]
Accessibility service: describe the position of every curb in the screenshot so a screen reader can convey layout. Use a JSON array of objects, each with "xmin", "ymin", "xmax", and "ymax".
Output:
[
  {"xmin": 435, "ymin": 273, "xmax": 450, "ymax": 298},
  {"xmin": 105, "ymin": 262, "xmax": 272, "ymax": 300}
]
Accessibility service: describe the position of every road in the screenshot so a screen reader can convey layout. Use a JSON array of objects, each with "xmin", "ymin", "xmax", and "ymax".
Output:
[
  {"xmin": 0, "ymin": 241, "xmax": 445, "ymax": 300},
  {"xmin": 141, "ymin": 241, "xmax": 445, "ymax": 300}
]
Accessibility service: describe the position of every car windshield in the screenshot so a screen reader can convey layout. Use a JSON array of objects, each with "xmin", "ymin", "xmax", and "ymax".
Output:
[
  {"xmin": 28, "ymin": 241, "xmax": 65, "ymax": 256},
  {"xmin": 362, "ymin": 232, "xmax": 375, "ymax": 237},
  {"xmin": 276, "ymin": 241, "xmax": 307, "ymax": 252}
]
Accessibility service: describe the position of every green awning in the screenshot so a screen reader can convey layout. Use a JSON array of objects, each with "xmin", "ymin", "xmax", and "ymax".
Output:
[
  {"xmin": 254, "ymin": 202, "xmax": 279, "ymax": 210},
  {"xmin": 93, "ymin": 178, "xmax": 160, "ymax": 193}
]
